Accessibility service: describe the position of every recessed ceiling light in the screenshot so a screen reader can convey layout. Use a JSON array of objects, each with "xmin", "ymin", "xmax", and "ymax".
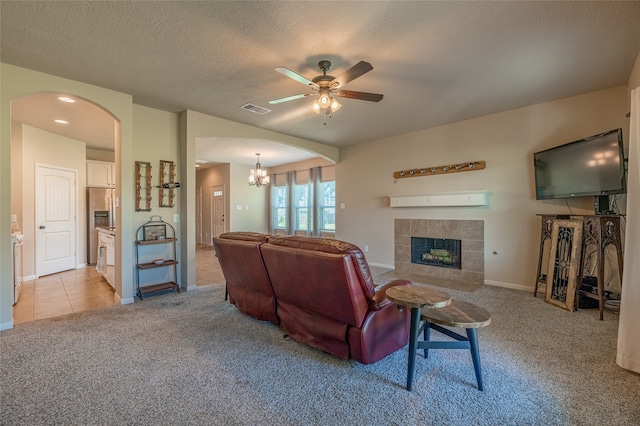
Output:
[
  {"xmin": 57, "ymin": 96, "xmax": 75, "ymax": 103},
  {"xmin": 54, "ymin": 119, "xmax": 69, "ymax": 124}
]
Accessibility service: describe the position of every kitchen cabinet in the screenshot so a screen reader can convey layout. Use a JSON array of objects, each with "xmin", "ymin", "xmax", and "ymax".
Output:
[
  {"xmin": 87, "ymin": 160, "xmax": 115, "ymax": 188},
  {"xmin": 135, "ymin": 217, "xmax": 179, "ymax": 300},
  {"xmin": 96, "ymin": 227, "xmax": 116, "ymax": 289}
]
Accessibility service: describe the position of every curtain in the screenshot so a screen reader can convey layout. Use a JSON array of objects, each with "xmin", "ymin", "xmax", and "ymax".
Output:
[{"xmin": 617, "ymin": 87, "xmax": 640, "ymax": 373}]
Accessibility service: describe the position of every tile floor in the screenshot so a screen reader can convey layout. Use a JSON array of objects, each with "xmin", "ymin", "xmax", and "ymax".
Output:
[{"xmin": 12, "ymin": 245, "xmax": 224, "ymax": 325}]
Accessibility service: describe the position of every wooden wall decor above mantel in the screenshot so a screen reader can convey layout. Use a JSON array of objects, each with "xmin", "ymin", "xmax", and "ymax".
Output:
[{"xmin": 393, "ymin": 161, "xmax": 486, "ymax": 182}]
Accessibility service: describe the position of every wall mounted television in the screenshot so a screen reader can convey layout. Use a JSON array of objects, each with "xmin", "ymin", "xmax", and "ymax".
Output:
[{"xmin": 533, "ymin": 128, "xmax": 626, "ymax": 200}]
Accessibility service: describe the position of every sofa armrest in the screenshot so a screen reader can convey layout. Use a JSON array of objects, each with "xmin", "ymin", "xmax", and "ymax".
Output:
[{"xmin": 369, "ymin": 279, "xmax": 412, "ymax": 311}]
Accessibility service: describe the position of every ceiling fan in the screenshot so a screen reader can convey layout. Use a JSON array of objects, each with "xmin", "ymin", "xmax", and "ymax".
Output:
[{"xmin": 269, "ymin": 60, "xmax": 383, "ymax": 122}]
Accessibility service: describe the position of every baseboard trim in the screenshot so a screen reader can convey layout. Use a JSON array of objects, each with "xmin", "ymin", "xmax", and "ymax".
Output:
[
  {"xmin": 0, "ymin": 321, "xmax": 14, "ymax": 331},
  {"xmin": 368, "ymin": 262, "xmax": 395, "ymax": 269},
  {"xmin": 484, "ymin": 280, "xmax": 530, "ymax": 292},
  {"xmin": 118, "ymin": 294, "xmax": 135, "ymax": 305}
]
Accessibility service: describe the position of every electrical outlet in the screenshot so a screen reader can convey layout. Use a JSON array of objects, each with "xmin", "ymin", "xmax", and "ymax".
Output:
[
  {"xmin": 174, "ymin": 214, "xmax": 180, "ymax": 222},
  {"xmin": 364, "ymin": 245, "xmax": 369, "ymax": 252}
]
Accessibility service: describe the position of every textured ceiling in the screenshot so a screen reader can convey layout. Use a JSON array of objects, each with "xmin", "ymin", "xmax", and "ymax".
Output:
[{"xmin": 2, "ymin": 1, "xmax": 640, "ymax": 166}]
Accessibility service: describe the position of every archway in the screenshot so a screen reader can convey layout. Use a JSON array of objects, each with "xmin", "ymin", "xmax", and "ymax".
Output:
[{"xmin": 10, "ymin": 92, "xmax": 119, "ymax": 323}]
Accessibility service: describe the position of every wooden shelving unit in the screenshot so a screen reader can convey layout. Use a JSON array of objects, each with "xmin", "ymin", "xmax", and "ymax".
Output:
[{"xmin": 135, "ymin": 217, "xmax": 179, "ymax": 300}]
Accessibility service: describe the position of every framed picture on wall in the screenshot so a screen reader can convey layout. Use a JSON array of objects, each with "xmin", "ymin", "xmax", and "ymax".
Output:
[{"xmin": 143, "ymin": 224, "xmax": 166, "ymax": 241}]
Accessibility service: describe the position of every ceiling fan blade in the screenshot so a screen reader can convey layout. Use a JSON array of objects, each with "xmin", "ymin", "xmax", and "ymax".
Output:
[
  {"xmin": 268, "ymin": 93, "xmax": 312, "ymax": 104},
  {"xmin": 336, "ymin": 90, "xmax": 383, "ymax": 102},
  {"xmin": 274, "ymin": 67, "xmax": 318, "ymax": 88},
  {"xmin": 330, "ymin": 61, "xmax": 374, "ymax": 88}
]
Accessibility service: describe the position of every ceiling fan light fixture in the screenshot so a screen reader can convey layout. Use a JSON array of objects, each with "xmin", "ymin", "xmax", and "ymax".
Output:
[
  {"xmin": 318, "ymin": 88, "xmax": 331, "ymax": 109},
  {"xmin": 271, "ymin": 59, "xmax": 382, "ymax": 124},
  {"xmin": 329, "ymin": 98, "xmax": 342, "ymax": 113}
]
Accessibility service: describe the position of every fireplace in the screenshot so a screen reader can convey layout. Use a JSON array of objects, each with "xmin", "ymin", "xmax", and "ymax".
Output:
[
  {"xmin": 395, "ymin": 219, "xmax": 484, "ymax": 284},
  {"xmin": 411, "ymin": 237, "xmax": 461, "ymax": 269}
]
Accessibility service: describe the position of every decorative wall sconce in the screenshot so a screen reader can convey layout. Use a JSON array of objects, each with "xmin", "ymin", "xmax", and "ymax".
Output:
[{"xmin": 393, "ymin": 161, "xmax": 486, "ymax": 182}]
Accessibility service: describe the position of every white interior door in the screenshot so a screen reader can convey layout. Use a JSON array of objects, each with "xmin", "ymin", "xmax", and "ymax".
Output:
[
  {"xmin": 36, "ymin": 165, "xmax": 77, "ymax": 276},
  {"xmin": 211, "ymin": 185, "xmax": 225, "ymax": 241}
]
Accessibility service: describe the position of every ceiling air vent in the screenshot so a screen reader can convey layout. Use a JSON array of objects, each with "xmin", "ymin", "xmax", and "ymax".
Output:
[{"xmin": 240, "ymin": 103, "xmax": 271, "ymax": 115}]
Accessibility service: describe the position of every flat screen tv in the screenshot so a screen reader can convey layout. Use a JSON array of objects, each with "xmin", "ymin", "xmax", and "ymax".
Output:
[{"xmin": 533, "ymin": 128, "xmax": 626, "ymax": 200}]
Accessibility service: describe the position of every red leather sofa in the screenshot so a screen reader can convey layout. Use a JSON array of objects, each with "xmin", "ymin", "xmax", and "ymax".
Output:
[{"xmin": 213, "ymin": 233, "xmax": 411, "ymax": 364}]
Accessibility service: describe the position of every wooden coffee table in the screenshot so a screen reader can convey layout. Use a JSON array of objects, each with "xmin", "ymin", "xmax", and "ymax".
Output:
[{"xmin": 386, "ymin": 285, "xmax": 451, "ymax": 391}]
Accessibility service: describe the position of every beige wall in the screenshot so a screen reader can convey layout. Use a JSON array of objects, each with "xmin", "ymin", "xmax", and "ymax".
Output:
[
  {"xmin": 131, "ymin": 104, "xmax": 181, "ymax": 286},
  {"xmin": 628, "ymin": 51, "xmax": 640, "ymax": 91},
  {"xmin": 19, "ymin": 125, "xmax": 87, "ymax": 278},
  {"xmin": 86, "ymin": 148, "xmax": 115, "ymax": 162},
  {"xmin": 336, "ymin": 86, "xmax": 629, "ymax": 289},
  {"xmin": 229, "ymin": 163, "xmax": 268, "ymax": 232}
]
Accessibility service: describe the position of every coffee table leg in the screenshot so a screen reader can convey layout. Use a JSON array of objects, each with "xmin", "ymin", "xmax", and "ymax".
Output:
[
  {"xmin": 406, "ymin": 307, "xmax": 421, "ymax": 391},
  {"xmin": 467, "ymin": 328, "xmax": 484, "ymax": 391}
]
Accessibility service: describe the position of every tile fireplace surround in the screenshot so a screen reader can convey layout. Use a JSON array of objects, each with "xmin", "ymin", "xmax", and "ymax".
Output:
[{"xmin": 394, "ymin": 219, "xmax": 484, "ymax": 284}]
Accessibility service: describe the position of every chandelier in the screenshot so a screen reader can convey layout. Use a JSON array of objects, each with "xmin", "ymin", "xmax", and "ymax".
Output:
[{"xmin": 248, "ymin": 153, "xmax": 270, "ymax": 187}]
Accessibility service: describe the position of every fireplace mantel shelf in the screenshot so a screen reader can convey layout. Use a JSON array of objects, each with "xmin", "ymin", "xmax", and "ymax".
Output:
[{"xmin": 388, "ymin": 191, "xmax": 489, "ymax": 208}]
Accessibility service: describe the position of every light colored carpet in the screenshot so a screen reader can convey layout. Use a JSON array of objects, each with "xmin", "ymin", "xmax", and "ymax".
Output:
[
  {"xmin": 1, "ymin": 282, "xmax": 638, "ymax": 425},
  {"xmin": 378, "ymin": 270, "xmax": 482, "ymax": 292}
]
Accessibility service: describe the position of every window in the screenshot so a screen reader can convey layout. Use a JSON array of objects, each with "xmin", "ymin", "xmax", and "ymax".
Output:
[
  {"xmin": 272, "ymin": 185, "xmax": 288, "ymax": 233},
  {"xmin": 318, "ymin": 181, "xmax": 335, "ymax": 232},
  {"xmin": 294, "ymin": 183, "xmax": 310, "ymax": 232},
  {"xmin": 270, "ymin": 166, "xmax": 335, "ymax": 237}
]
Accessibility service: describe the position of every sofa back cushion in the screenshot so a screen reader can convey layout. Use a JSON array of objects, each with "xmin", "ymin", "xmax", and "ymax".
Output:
[
  {"xmin": 265, "ymin": 236, "xmax": 376, "ymax": 298},
  {"xmin": 261, "ymin": 236, "xmax": 375, "ymax": 327},
  {"xmin": 217, "ymin": 231, "xmax": 269, "ymax": 242},
  {"xmin": 213, "ymin": 232, "xmax": 277, "ymax": 323}
]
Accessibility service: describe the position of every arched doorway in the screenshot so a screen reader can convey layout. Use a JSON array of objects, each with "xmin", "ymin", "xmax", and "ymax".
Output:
[{"xmin": 10, "ymin": 92, "xmax": 119, "ymax": 324}]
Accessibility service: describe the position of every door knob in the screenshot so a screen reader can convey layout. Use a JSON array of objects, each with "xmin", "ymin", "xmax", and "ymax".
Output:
[{"xmin": 39, "ymin": 225, "xmax": 46, "ymax": 229}]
